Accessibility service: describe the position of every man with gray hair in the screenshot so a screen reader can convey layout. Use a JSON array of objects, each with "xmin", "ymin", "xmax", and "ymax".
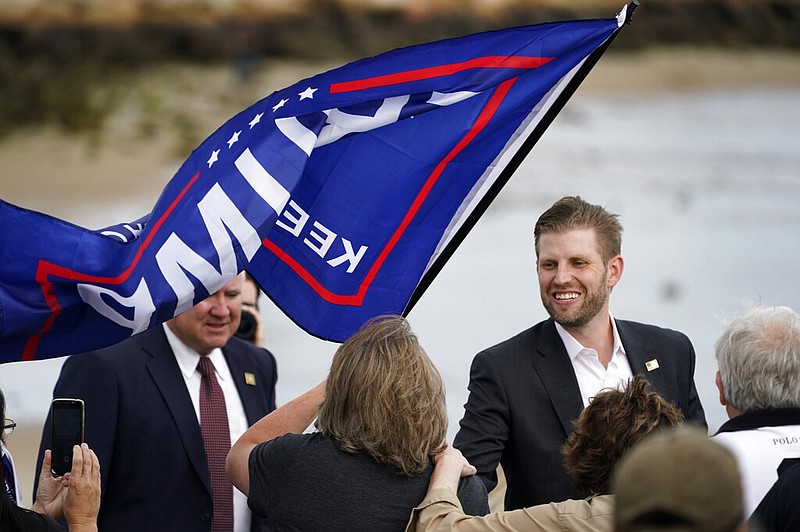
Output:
[{"xmin": 712, "ymin": 304, "xmax": 800, "ymax": 519}]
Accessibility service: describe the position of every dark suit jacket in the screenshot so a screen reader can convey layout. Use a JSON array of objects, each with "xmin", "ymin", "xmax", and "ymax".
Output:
[
  {"xmin": 453, "ymin": 318, "xmax": 706, "ymax": 511},
  {"xmin": 35, "ymin": 326, "xmax": 277, "ymax": 532}
]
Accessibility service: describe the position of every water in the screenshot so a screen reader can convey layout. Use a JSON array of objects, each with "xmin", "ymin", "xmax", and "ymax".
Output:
[{"xmin": 2, "ymin": 86, "xmax": 799, "ymax": 448}]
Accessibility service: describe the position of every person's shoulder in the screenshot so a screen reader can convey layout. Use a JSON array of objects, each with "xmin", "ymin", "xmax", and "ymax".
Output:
[
  {"xmin": 616, "ymin": 318, "xmax": 687, "ymax": 335},
  {"xmin": 62, "ymin": 327, "xmax": 159, "ymax": 371},
  {"xmin": 758, "ymin": 461, "xmax": 800, "ymax": 504},
  {"xmin": 257, "ymin": 431, "xmax": 327, "ymax": 455},
  {"xmin": 616, "ymin": 319, "xmax": 691, "ymax": 343},
  {"xmin": 268, "ymin": 431, "xmax": 313, "ymax": 445},
  {"xmin": 478, "ymin": 320, "xmax": 551, "ymax": 358},
  {"xmin": 224, "ymin": 336, "xmax": 276, "ymax": 366},
  {"xmin": 224, "ymin": 335, "xmax": 260, "ymax": 353}
]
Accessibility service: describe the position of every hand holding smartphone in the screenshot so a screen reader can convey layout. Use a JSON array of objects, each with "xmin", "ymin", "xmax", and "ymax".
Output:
[{"xmin": 51, "ymin": 398, "xmax": 85, "ymax": 477}]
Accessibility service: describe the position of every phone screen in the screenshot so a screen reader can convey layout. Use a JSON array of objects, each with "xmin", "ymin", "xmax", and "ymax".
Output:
[{"xmin": 51, "ymin": 398, "xmax": 85, "ymax": 477}]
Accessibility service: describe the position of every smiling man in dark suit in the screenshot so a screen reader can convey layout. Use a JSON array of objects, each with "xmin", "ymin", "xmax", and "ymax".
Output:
[
  {"xmin": 454, "ymin": 196, "xmax": 706, "ymax": 511},
  {"xmin": 36, "ymin": 272, "xmax": 277, "ymax": 532}
]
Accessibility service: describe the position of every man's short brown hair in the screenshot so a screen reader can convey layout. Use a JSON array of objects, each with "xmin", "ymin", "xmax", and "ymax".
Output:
[{"xmin": 534, "ymin": 196, "xmax": 623, "ymax": 263}]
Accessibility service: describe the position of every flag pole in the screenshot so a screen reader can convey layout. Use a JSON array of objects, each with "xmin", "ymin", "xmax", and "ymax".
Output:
[
  {"xmin": 404, "ymin": 1, "xmax": 641, "ymax": 314},
  {"xmin": 625, "ymin": 0, "xmax": 640, "ymax": 24}
]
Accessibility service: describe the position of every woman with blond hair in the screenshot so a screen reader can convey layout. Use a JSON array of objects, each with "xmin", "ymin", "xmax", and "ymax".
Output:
[{"xmin": 227, "ymin": 315, "xmax": 488, "ymax": 531}]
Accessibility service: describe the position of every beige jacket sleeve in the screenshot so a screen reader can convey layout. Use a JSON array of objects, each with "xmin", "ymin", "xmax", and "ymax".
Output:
[{"xmin": 405, "ymin": 489, "xmax": 615, "ymax": 532}]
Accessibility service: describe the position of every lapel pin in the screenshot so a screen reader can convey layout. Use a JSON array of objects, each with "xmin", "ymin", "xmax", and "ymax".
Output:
[
  {"xmin": 645, "ymin": 359, "xmax": 660, "ymax": 372},
  {"xmin": 244, "ymin": 372, "xmax": 257, "ymax": 386}
]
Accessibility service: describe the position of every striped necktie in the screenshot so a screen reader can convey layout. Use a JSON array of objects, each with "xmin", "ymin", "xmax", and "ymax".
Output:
[{"xmin": 197, "ymin": 356, "xmax": 234, "ymax": 532}]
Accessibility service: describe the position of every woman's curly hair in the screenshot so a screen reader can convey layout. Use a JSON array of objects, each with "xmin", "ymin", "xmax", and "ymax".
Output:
[{"xmin": 562, "ymin": 375, "xmax": 684, "ymax": 495}]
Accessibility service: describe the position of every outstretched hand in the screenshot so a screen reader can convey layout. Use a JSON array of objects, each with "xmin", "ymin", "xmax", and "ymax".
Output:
[
  {"xmin": 31, "ymin": 449, "xmax": 66, "ymax": 520},
  {"xmin": 434, "ymin": 445, "xmax": 477, "ymax": 478},
  {"xmin": 427, "ymin": 444, "xmax": 477, "ymax": 495},
  {"xmin": 63, "ymin": 443, "xmax": 101, "ymax": 532}
]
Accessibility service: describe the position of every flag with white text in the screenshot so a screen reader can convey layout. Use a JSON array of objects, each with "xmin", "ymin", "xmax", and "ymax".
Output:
[{"xmin": 0, "ymin": 5, "xmax": 633, "ymax": 362}]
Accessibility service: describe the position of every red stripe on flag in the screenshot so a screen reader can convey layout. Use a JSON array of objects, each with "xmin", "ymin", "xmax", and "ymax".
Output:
[
  {"xmin": 24, "ymin": 76, "xmax": 519, "ymax": 356},
  {"xmin": 330, "ymin": 56, "xmax": 550, "ymax": 93},
  {"xmin": 22, "ymin": 172, "xmax": 201, "ymax": 361},
  {"xmin": 261, "ymin": 238, "xmax": 355, "ymax": 305},
  {"xmin": 267, "ymin": 77, "xmax": 518, "ymax": 306}
]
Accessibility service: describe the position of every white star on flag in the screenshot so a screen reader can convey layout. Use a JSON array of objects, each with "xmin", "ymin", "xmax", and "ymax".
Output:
[
  {"xmin": 249, "ymin": 113, "xmax": 263, "ymax": 128},
  {"xmin": 298, "ymin": 87, "xmax": 317, "ymax": 100},
  {"xmin": 207, "ymin": 149, "xmax": 220, "ymax": 168},
  {"xmin": 272, "ymin": 98, "xmax": 288, "ymax": 112},
  {"xmin": 227, "ymin": 130, "xmax": 241, "ymax": 148}
]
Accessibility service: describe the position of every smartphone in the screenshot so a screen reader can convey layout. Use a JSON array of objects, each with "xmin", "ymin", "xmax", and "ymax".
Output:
[{"xmin": 50, "ymin": 398, "xmax": 85, "ymax": 477}]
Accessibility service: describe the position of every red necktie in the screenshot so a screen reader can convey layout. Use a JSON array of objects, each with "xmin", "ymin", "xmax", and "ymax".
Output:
[{"xmin": 197, "ymin": 356, "xmax": 234, "ymax": 532}]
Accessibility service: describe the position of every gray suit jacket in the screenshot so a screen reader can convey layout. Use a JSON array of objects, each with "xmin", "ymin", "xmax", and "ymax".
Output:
[
  {"xmin": 36, "ymin": 326, "xmax": 277, "ymax": 532},
  {"xmin": 454, "ymin": 318, "xmax": 706, "ymax": 510}
]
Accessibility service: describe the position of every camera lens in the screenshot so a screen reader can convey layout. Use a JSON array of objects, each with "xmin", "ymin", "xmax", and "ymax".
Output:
[{"xmin": 236, "ymin": 309, "xmax": 257, "ymax": 342}]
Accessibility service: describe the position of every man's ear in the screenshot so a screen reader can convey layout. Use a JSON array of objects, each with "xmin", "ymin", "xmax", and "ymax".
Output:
[
  {"xmin": 715, "ymin": 370, "xmax": 727, "ymax": 406},
  {"xmin": 607, "ymin": 255, "xmax": 624, "ymax": 289}
]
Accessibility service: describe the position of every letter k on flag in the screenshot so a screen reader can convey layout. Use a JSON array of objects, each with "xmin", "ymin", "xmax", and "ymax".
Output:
[{"xmin": 0, "ymin": 4, "xmax": 636, "ymax": 362}]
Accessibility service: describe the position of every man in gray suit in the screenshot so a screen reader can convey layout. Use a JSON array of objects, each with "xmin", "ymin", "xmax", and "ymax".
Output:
[
  {"xmin": 36, "ymin": 273, "xmax": 277, "ymax": 532},
  {"xmin": 454, "ymin": 196, "xmax": 706, "ymax": 510}
]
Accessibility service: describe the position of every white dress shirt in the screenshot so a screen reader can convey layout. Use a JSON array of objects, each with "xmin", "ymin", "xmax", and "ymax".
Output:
[
  {"xmin": 555, "ymin": 316, "xmax": 634, "ymax": 407},
  {"xmin": 164, "ymin": 324, "xmax": 251, "ymax": 532}
]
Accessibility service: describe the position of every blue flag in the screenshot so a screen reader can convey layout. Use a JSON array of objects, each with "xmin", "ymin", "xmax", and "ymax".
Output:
[{"xmin": 0, "ymin": 5, "xmax": 633, "ymax": 362}]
